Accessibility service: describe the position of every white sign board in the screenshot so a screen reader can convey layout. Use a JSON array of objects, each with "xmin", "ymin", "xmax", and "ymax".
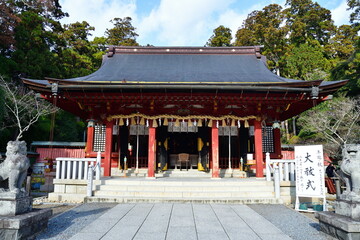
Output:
[{"xmin": 295, "ymin": 145, "xmax": 325, "ymax": 197}]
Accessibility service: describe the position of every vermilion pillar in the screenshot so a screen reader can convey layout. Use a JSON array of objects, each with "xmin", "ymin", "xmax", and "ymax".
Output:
[
  {"xmin": 211, "ymin": 122, "xmax": 220, "ymax": 178},
  {"xmin": 85, "ymin": 120, "xmax": 95, "ymax": 157},
  {"xmin": 104, "ymin": 121, "xmax": 113, "ymax": 177},
  {"xmin": 147, "ymin": 125, "xmax": 156, "ymax": 178},
  {"xmin": 273, "ymin": 128, "xmax": 282, "ymax": 158},
  {"xmin": 254, "ymin": 119, "xmax": 264, "ymax": 177}
]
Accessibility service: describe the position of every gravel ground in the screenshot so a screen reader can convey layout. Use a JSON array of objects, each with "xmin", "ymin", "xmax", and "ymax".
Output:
[
  {"xmin": 33, "ymin": 203, "xmax": 78, "ymax": 219},
  {"xmin": 32, "ymin": 196, "xmax": 80, "ymax": 219},
  {"xmin": 35, "ymin": 203, "xmax": 117, "ymax": 240},
  {"xmin": 249, "ymin": 204, "xmax": 336, "ymax": 240}
]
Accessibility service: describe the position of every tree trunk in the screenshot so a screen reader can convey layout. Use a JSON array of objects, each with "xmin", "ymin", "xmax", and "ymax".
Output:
[
  {"xmin": 285, "ymin": 120, "xmax": 290, "ymax": 141},
  {"xmin": 292, "ymin": 117, "xmax": 297, "ymax": 136}
]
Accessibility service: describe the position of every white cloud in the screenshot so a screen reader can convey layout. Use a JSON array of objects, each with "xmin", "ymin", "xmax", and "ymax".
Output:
[
  {"xmin": 136, "ymin": 0, "xmax": 290, "ymax": 46},
  {"xmin": 137, "ymin": 0, "xmax": 235, "ymax": 46},
  {"xmin": 59, "ymin": 0, "xmax": 349, "ymax": 47},
  {"xmin": 59, "ymin": 0, "xmax": 137, "ymax": 39},
  {"xmin": 331, "ymin": 0, "xmax": 351, "ymax": 26}
]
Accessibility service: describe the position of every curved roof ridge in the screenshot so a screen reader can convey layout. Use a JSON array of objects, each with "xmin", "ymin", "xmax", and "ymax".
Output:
[
  {"xmin": 23, "ymin": 47, "xmax": 347, "ymax": 92},
  {"xmin": 47, "ymin": 46, "xmax": 309, "ymax": 84}
]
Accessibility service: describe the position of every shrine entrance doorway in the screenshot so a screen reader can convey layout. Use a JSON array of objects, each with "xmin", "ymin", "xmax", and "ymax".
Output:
[{"xmin": 167, "ymin": 132, "xmax": 198, "ymax": 169}]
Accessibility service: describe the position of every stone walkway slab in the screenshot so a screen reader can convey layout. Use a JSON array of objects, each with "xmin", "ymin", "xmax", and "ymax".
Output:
[{"xmin": 69, "ymin": 203, "xmax": 293, "ymax": 240}]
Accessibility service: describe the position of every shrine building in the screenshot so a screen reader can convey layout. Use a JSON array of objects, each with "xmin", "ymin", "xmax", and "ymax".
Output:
[{"xmin": 23, "ymin": 46, "xmax": 347, "ymax": 178}]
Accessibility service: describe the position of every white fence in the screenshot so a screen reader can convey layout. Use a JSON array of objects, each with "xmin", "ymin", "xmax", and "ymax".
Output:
[
  {"xmin": 266, "ymin": 152, "xmax": 296, "ymax": 182},
  {"xmin": 55, "ymin": 152, "xmax": 101, "ymax": 180}
]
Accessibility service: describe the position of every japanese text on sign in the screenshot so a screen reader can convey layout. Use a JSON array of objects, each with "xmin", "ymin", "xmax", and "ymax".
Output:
[{"xmin": 295, "ymin": 145, "xmax": 325, "ymax": 197}]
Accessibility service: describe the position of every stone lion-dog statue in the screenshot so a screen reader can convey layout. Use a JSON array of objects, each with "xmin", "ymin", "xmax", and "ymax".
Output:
[
  {"xmin": 0, "ymin": 141, "xmax": 30, "ymax": 194},
  {"xmin": 340, "ymin": 144, "xmax": 360, "ymax": 201}
]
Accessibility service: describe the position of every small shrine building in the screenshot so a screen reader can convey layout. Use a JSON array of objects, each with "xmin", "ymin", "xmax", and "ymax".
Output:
[{"xmin": 23, "ymin": 46, "xmax": 347, "ymax": 178}]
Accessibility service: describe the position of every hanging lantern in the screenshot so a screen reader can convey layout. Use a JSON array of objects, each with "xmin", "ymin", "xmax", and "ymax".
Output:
[
  {"xmin": 152, "ymin": 119, "xmax": 158, "ymax": 128},
  {"xmin": 119, "ymin": 118, "xmax": 124, "ymax": 126},
  {"xmin": 163, "ymin": 118, "xmax": 169, "ymax": 126},
  {"xmin": 231, "ymin": 119, "xmax": 236, "ymax": 127},
  {"xmin": 222, "ymin": 119, "xmax": 226, "ymax": 127},
  {"xmin": 237, "ymin": 120, "xmax": 241, "ymax": 128},
  {"xmin": 244, "ymin": 119, "xmax": 249, "ymax": 128},
  {"xmin": 131, "ymin": 117, "xmax": 136, "ymax": 125},
  {"xmin": 197, "ymin": 119, "xmax": 203, "ymax": 127},
  {"xmin": 159, "ymin": 118, "xmax": 162, "ymax": 126},
  {"xmin": 126, "ymin": 118, "xmax": 129, "ymax": 126},
  {"xmin": 146, "ymin": 119, "xmax": 149, "ymax": 127},
  {"xmin": 216, "ymin": 120, "xmax": 219, "ymax": 128},
  {"xmin": 207, "ymin": 120, "xmax": 212, "ymax": 127},
  {"xmin": 193, "ymin": 119, "xmax": 197, "ymax": 126},
  {"xmin": 139, "ymin": 117, "xmax": 145, "ymax": 125}
]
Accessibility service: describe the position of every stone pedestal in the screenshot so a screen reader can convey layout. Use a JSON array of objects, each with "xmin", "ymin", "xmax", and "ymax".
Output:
[
  {"xmin": 0, "ymin": 191, "xmax": 52, "ymax": 239},
  {"xmin": 0, "ymin": 208, "xmax": 52, "ymax": 240},
  {"xmin": 335, "ymin": 199, "xmax": 360, "ymax": 221},
  {"xmin": 0, "ymin": 192, "xmax": 32, "ymax": 216},
  {"xmin": 316, "ymin": 199, "xmax": 360, "ymax": 240},
  {"xmin": 316, "ymin": 211, "xmax": 360, "ymax": 240}
]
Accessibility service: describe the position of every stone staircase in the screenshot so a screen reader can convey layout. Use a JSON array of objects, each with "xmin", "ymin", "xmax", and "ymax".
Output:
[
  {"xmin": 85, "ymin": 173, "xmax": 281, "ymax": 204},
  {"xmin": 110, "ymin": 168, "xmax": 249, "ymax": 178}
]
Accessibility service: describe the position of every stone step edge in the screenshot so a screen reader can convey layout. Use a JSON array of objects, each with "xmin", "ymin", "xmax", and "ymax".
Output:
[
  {"xmin": 100, "ymin": 180, "xmax": 272, "ymax": 185},
  {"xmin": 98, "ymin": 184, "xmax": 274, "ymax": 188},
  {"xmin": 99, "ymin": 184, "xmax": 274, "ymax": 188},
  {"xmin": 92, "ymin": 193, "xmax": 275, "ymax": 198},
  {"xmin": 84, "ymin": 196, "xmax": 282, "ymax": 204},
  {"xmin": 96, "ymin": 188, "xmax": 274, "ymax": 192},
  {"xmin": 94, "ymin": 190, "xmax": 275, "ymax": 195},
  {"xmin": 95, "ymin": 188, "xmax": 274, "ymax": 194},
  {"xmin": 97, "ymin": 184, "xmax": 274, "ymax": 188}
]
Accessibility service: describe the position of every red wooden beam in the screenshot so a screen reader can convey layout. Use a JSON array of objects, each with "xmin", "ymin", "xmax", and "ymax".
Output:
[
  {"xmin": 273, "ymin": 128, "xmax": 282, "ymax": 159},
  {"xmin": 104, "ymin": 121, "xmax": 113, "ymax": 177},
  {"xmin": 211, "ymin": 122, "xmax": 220, "ymax": 178},
  {"xmin": 254, "ymin": 119, "xmax": 264, "ymax": 177},
  {"xmin": 147, "ymin": 125, "xmax": 156, "ymax": 178},
  {"xmin": 85, "ymin": 122, "xmax": 94, "ymax": 157}
]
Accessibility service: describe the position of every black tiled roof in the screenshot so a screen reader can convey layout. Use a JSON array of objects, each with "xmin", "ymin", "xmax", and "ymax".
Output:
[
  {"xmin": 23, "ymin": 46, "xmax": 347, "ymax": 93},
  {"xmin": 66, "ymin": 50, "xmax": 297, "ymax": 84}
]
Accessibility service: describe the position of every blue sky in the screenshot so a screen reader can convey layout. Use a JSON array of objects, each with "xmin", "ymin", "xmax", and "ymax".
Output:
[{"xmin": 59, "ymin": 0, "xmax": 351, "ymax": 46}]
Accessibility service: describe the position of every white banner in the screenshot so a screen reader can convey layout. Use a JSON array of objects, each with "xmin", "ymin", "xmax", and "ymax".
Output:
[{"xmin": 295, "ymin": 145, "xmax": 325, "ymax": 197}]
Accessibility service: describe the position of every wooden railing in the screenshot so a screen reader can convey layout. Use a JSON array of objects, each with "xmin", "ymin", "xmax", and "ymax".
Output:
[
  {"xmin": 55, "ymin": 153, "xmax": 101, "ymax": 180},
  {"xmin": 266, "ymin": 152, "xmax": 296, "ymax": 182}
]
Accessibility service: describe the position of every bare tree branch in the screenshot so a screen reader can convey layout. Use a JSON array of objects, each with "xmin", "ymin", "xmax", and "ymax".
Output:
[
  {"xmin": 298, "ymin": 96, "xmax": 360, "ymax": 158},
  {"xmin": 0, "ymin": 76, "xmax": 58, "ymax": 141}
]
